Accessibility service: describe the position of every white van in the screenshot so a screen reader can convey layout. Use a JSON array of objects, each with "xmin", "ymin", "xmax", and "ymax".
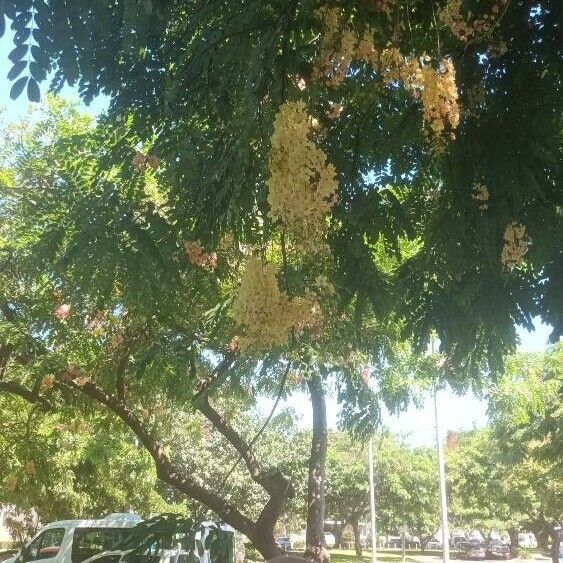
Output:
[
  {"xmin": 3, "ymin": 514, "xmax": 142, "ymax": 563},
  {"xmin": 4, "ymin": 515, "xmax": 234, "ymax": 563}
]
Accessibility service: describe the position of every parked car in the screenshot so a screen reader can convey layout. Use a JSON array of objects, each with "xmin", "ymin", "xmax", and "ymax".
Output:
[
  {"xmin": 274, "ymin": 537, "xmax": 292, "ymax": 551},
  {"xmin": 460, "ymin": 541, "xmax": 486, "ymax": 560},
  {"xmin": 2, "ymin": 513, "xmax": 142, "ymax": 563},
  {"xmin": 485, "ymin": 540, "xmax": 511, "ymax": 560},
  {"xmin": 3, "ymin": 515, "xmax": 234, "ymax": 563}
]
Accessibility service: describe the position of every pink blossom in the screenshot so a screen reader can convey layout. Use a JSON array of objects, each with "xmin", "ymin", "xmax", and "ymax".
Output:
[{"xmin": 54, "ymin": 304, "xmax": 71, "ymax": 320}]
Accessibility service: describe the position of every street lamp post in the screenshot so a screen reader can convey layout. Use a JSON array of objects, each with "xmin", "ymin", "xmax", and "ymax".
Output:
[
  {"xmin": 434, "ymin": 386, "xmax": 450, "ymax": 563},
  {"xmin": 368, "ymin": 436, "xmax": 378, "ymax": 563}
]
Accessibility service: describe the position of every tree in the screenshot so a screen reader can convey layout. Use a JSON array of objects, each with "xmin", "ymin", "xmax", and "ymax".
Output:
[
  {"xmin": 0, "ymin": 394, "xmax": 176, "ymax": 525},
  {"xmin": 1, "ymin": 0, "xmax": 562, "ymax": 559},
  {"xmin": 325, "ymin": 432, "xmax": 370, "ymax": 557},
  {"xmin": 486, "ymin": 344, "xmax": 563, "ymax": 547},
  {"xmin": 1, "ymin": 0, "xmax": 560, "ymax": 362},
  {"xmin": 446, "ymin": 345, "xmax": 563, "ymax": 551}
]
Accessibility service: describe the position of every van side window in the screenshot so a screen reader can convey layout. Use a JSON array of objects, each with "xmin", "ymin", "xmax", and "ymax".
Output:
[
  {"xmin": 71, "ymin": 528, "xmax": 130, "ymax": 563},
  {"xmin": 23, "ymin": 528, "xmax": 66, "ymax": 561}
]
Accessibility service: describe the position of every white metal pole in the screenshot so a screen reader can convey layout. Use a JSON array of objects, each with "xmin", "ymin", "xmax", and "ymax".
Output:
[
  {"xmin": 368, "ymin": 437, "xmax": 378, "ymax": 563},
  {"xmin": 434, "ymin": 386, "xmax": 450, "ymax": 563}
]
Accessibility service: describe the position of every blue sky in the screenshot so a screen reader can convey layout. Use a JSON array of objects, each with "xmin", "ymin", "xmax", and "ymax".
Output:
[
  {"xmin": 1, "ymin": 30, "xmax": 556, "ymax": 445},
  {"xmin": 265, "ymin": 319, "xmax": 553, "ymax": 446}
]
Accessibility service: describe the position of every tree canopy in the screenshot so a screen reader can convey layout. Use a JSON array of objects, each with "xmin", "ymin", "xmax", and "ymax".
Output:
[{"xmin": 1, "ymin": 0, "xmax": 560, "ymax": 370}]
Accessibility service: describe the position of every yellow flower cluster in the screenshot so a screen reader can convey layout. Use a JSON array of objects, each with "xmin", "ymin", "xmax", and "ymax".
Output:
[
  {"xmin": 501, "ymin": 222, "xmax": 529, "ymax": 270},
  {"xmin": 232, "ymin": 257, "xmax": 322, "ymax": 351},
  {"xmin": 313, "ymin": 8, "xmax": 378, "ymax": 86},
  {"xmin": 472, "ymin": 182, "xmax": 490, "ymax": 211},
  {"xmin": 420, "ymin": 59, "xmax": 460, "ymax": 137},
  {"xmin": 267, "ymin": 101, "xmax": 338, "ymax": 243},
  {"xmin": 440, "ymin": 0, "xmax": 509, "ymax": 43},
  {"xmin": 313, "ymin": 9, "xmax": 459, "ymax": 140}
]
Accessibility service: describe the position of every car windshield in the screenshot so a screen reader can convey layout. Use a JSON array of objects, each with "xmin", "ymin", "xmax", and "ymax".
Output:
[{"xmin": 72, "ymin": 528, "xmax": 133, "ymax": 563}]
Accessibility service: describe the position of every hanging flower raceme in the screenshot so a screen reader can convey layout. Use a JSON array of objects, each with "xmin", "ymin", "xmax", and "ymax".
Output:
[
  {"xmin": 472, "ymin": 182, "xmax": 490, "ymax": 211},
  {"xmin": 312, "ymin": 8, "xmax": 460, "ymax": 145},
  {"xmin": 232, "ymin": 257, "xmax": 322, "ymax": 352},
  {"xmin": 420, "ymin": 59, "xmax": 460, "ymax": 138},
  {"xmin": 267, "ymin": 101, "xmax": 338, "ymax": 245},
  {"xmin": 501, "ymin": 222, "xmax": 529, "ymax": 270}
]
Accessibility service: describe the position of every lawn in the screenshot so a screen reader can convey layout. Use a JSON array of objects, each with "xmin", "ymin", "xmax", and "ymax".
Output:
[
  {"xmin": 328, "ymin": 548, "xmax": 443, "ymax": 563},
  {"xmin": 329, "ymin": 549, "xmax": 401, "ymax": 563}
]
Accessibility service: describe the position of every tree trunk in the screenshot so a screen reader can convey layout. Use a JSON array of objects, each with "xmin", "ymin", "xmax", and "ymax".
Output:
[
  {"xmin": 333, "ymin": 521, "xmax": 345, "ymax": 549},
  {"xmin": 549, "ymin": 522, "xmax": 562, "ymax": 563},
  {"xmin": 250, "ymin": 528, "xmax": 283, "ymax": 560},
  {"xmin": 419, "ymin": 534, "xmax": 430, "ymax": 552},
  {"xmin": 305, "ymin": 375, "xmax": 329, "ymax": 563},
  {"xmin": 352, "ymin": 518, "xmax": 363, "ymax": 558},
  {"xmin": 508, "ymin": 527, "xmax": 520, "ymax": 555},
  {"xmin": 536, "ymin": 528, "xmax": 550, "ymax": 550}
]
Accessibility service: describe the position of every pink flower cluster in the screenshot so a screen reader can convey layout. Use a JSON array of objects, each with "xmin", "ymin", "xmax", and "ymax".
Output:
[
  {"xmin": 132, "ymin": 152, "xmax": 160, "ymax": 171},
  {"xmin": 183, "ymin": 240, "xmax": 218, "ymax": 271}
]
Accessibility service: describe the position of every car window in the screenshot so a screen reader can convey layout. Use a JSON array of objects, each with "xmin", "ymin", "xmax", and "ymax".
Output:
[
  {"xmin": 23, "ymin": 528, "xmax": 66, "ymax": 562},
  {"xmin": 72, "ymin": 528, "xmax": 131, "ymax": 563}
]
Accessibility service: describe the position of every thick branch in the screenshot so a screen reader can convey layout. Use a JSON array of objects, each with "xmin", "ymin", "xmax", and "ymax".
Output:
[
  {"xmin": 0, "ymin": 380, "xmax": 53, "ymax": 411},
  {"xmin": 193, "ymin": 349, "xmax": 237, "ymax": 399},
  {"xmin": 197, "ymin": 394, "xmax": 264, "ymax": 482},
  {"xmin": 60, "ymin": 370, "xmax": 257, "ymax": 537}
]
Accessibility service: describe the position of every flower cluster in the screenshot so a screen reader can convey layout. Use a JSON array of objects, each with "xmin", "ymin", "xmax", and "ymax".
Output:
[
  {"xmin": 501, "ymin": 222, "xmax": 529, "ymax": 270},
  {"xmin": 440, "ymin": 0, "xmax": 509, "ymax": 43},
  {"xmin": 232, "ymin": 257, "xmax": 322, "ymax": 351},
  {"xmin": 54, "ymin": 303, "xmax": 71, "ymax": 320},
  {"xmin": 420, "ymin": 59, "xmax": 460, "ymax": 138},
  {"xmin": 313, "ymin": 8, "xmax": 378, "ymax": 86},
  {"xmin": 184, "ymin": 240, "xmax": 218, "ymax": 271},
  {"xmin": 366, "ymin": 0, "xmax": 396, "ymax": 18},
  {"xmin": 313, "ymin": 10, "xmax": 459, "ymax": 141},
  {"xmin": 472, "ymin": 182, "xmax": 490, "ymax": 211},
  {"xmin": 132, "ymin": 152, "xmax": 160, "ymax": 171},
  {"xmin": 267, "ymin": 101, "xmax": 338, "ymax": 244}
]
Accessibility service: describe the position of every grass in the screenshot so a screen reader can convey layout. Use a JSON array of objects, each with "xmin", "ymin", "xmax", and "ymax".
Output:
[
  {"xmin": 322, "ymin": 548, "xmax": 443, "ymax": 563},
  {"xmin": 329, "ymin": 549, "xmax": 401, "ymax": 563}
]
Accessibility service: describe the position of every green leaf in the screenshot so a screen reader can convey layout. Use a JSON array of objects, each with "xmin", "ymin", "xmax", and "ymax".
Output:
[
  {"xmin": 8, "ymin": 43, "xmax": 28, "ymax": 63},
  {"xmin": 7, "ymin": 60, "xmax": 26, "ymax": 80},
  {"xmin": 27, "ymin": 77, "xmax": 41, "ymax": 102},
  {"xmin": 9, "ymin": 75, "xmax": 28, "ymax": 99},
  {"xmin": 29, "ymin": 61, "xmax": 47, "ymax": 81},
  {"xmin": 13, "ymin": 26, "xmax": 31, "ymax": 44}
]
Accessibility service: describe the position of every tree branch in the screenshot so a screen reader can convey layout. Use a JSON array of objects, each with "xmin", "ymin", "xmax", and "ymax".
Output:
[
  {"xmin": 59, "ymin": 368, "xmax": 257, "ymax": 537},
  {"xmin": 0, "ymin": 380, "xmax": 53, "ymax": 411},
  {"xmin": 197, "ymin": 394, "xmax": 265, "ymax": 482}
]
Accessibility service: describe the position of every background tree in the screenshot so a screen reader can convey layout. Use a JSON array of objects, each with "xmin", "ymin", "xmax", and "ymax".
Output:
[{"xmin": 325, "ymin": 432, "xmax": 369, "ymax": 557}]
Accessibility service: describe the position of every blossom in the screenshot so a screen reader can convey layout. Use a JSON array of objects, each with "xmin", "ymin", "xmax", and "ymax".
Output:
[
  {"xmin": 501, "ymin": 222, "xmax": 530, "ymax": 270},
  {"xmin": 267, "ymin": 101, "xmax": 338, "ymax": 245},
  {"xmin": 41, "ymin": 375, "xmax": 56, "ymax": 390},
  {"xmin": 184, "ymin": 240, "xmax": 218, "ymax": 271},
  {"xmin": 472, "ymin": 182, "xmax": 490, "ymax": 211},
  {"xmin": 54, "ymin": 303, "xmax": 71, "ymax": 320},
  {"xmin": 133, "ymin": 152, "xmax": 160, "ymax": 171},
  {"xmin": 232, "ymin": 258, "xmax": 322, "ymax": 351}
]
